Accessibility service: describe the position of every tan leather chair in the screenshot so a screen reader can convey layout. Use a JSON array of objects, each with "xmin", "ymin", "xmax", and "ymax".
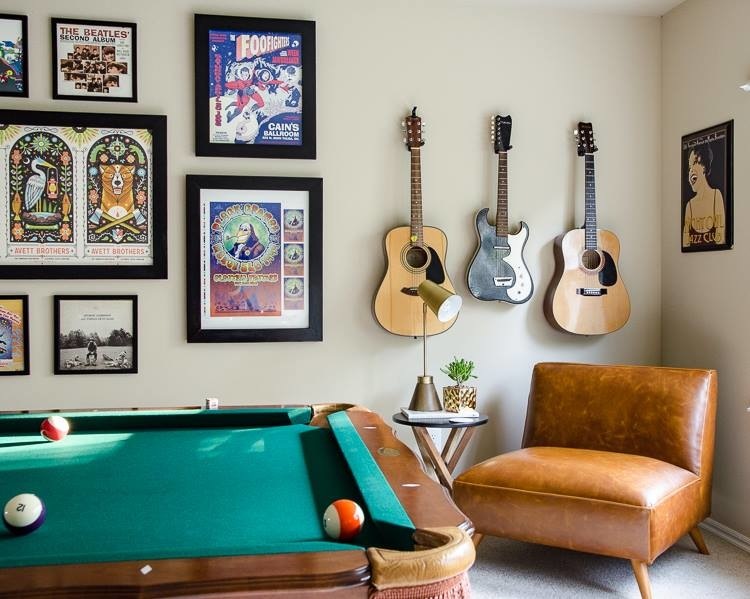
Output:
[{"xmin": 453, "ymin": 362, "xmax": 717, "ymax": 599}]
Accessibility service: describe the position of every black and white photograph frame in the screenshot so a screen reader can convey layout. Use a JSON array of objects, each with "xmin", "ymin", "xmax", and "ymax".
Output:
[
  {"xmin": 194, "ymin": 14, "xmax": 316, "ymax": 159},
  {"xmin": 51, "ymin": 17, "xmax": 137, "ymax": 102},
  {"xmin": 0, "ymin": 13, "xmax": 29, "ymax": 98},
  {"xmin": 186, "ymin": 175, "xmax": 322, "ymax": 342},
  {"xmin": 0, "ymin": 294, "xmax": 29, "ymax": 376},
  {"xmin": 681, "ymin": 120, "xmax": 733, "ymax": 252},
  {"xmin": 54, "ymin": 295, "xmax": 138, "ymax": 375}
]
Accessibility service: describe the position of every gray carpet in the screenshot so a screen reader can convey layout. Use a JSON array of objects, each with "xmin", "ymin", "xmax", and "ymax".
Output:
[{"xmin": 469, "ymin": 529, "xmax": 750, "ymax": 598}]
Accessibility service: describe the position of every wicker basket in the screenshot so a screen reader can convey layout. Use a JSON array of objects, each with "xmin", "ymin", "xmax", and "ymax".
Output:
[{"xmin": 443, "ymin": 386, "xmax": 477, "ymax": 412}]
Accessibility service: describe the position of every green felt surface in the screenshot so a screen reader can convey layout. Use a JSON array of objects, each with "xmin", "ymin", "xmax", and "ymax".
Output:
[
  {"xmin": 328, "ymin": 411, "xmax": 415, "ymax": 551},
  {"xmin": 0, "ymin": 409, "xmax": 390, "ymax": 568}
]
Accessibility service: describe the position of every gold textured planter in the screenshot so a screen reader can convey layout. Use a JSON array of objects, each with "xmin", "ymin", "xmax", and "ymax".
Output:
[{"xmin": 443, "ymin": 385, "xmax": 477, "ymax": 412}]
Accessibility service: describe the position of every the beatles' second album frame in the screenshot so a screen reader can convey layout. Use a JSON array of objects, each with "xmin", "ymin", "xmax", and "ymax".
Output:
[
  {"xmin": 51, "ymin": 18, "xmax": 137, "ymax": 102},
  {"xmin": 0, "ymin": 109, "xmax": 167, "ymax": 279}
]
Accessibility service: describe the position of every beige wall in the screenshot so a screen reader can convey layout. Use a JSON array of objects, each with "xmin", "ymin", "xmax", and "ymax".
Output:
[
  {"xmin": 662, "ymin": 0, "xmax": 750, "ymax": 537},
  {"xmin": 0, "ymin": 1, "xmax": 661, "ymax": 464}
]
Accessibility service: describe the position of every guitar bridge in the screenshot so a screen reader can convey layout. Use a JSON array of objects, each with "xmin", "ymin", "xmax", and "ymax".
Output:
[
  {"xmin": 400, "ymin": 287, "xmax": 419, "ymax": 296},
  {"xmin": 493, "ymin": 277, "xmax": 513, "ymax": 287},
  {"xmin": 576, "ymin": 288, "xmax": 608, "ymax": 296}
]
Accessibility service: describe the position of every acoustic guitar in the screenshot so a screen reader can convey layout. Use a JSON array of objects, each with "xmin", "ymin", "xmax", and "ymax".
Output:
[
  {"xmin": 545, "ymin": 122, "xmax": 630, "ymax": 335},
  {"xmin": 467, "ymin": 115, "xmax": 533, "ymax": 304},
  {"xmin": 374, "ymin": 107, "xmax": 457, "ymax": 337}
]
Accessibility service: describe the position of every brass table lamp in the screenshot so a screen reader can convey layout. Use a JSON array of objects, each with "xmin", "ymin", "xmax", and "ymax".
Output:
[{"xmin": 409, "ymin": 280, "xmax": 462, "ymax": 411}]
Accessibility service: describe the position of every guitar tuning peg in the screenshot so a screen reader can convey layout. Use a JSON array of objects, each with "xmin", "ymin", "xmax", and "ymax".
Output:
[
  {"xmin": 403, "ymin": 138, "xmax": 407, "ymax": 144},
  {"xmin": 401, "ymin": 120, "xmax": 405, "ymax": 127},
  {"xmin": 574, "ymin": 129, "xmax": 578, "ymax": 135}
]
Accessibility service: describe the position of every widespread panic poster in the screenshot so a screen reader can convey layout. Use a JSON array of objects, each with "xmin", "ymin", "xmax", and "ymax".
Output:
[
  {"xmin": 0, "ymin": 119, "xmax": 155, "ymax": 267},
  {"xmin": 208, "ymin": 28, "xmax": 303, "ymax": 146},
  {"xmin": 199, "ymin": 189, "xmax": 308, "ymax": 331}
]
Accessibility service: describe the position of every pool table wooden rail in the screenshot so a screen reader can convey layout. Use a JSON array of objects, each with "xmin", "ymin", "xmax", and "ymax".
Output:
[{"xmin": 0, "ymin": 405, "xmax": 475, "ymax": 598}]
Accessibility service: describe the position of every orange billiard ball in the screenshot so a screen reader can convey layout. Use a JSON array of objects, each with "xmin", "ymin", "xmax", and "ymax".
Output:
[{"xmin": 323, "ymin": 499, "xmax": 365, "ymax": 541}]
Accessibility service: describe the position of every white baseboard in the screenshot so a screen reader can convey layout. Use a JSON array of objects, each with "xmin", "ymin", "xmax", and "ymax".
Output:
[{"xmin": 700, "ymin": 518, "xmax": 750, "ymax": 554}]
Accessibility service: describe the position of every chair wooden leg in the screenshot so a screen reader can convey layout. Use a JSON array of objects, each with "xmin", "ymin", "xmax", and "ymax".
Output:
[
  {"xmin": 472, "ymin": 533, "xmax": 484, "ymax": 548},
  {"xmin": 689, "ymin": 526, "xmax": 710, "ymax": 555},
  {"xmin": 630, "ymin": 560, "xmax": 653, "ymax": 599}
]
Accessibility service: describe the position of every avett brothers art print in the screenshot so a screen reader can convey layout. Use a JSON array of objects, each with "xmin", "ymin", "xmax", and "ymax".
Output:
[{"xmin": 0, "ymin": 114, "xmax": 159, "ymax": 272}]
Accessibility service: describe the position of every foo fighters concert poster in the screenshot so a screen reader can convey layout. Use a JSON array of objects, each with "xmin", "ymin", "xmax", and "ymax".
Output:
[
  {"xmin": 195, "ymin": 15, "xmax": 316, "ymax": 159},
  {"xmin": 208, "ymin": 28, "xmax": 303, "ymax": 146}
]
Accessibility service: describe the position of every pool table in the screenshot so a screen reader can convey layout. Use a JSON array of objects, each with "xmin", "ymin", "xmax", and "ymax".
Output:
[{"xmin": 0, "ymin": 404, "xmax": 474, "ymax": 597}]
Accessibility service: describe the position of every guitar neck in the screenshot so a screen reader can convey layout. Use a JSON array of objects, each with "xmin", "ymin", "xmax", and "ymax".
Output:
[
  {"xmin": 410, "ymin": 148, "xmax": 423, "ymax": 244},
  {"xmin": 495, "ymin": 152, "xmax": 509, "ymax": 239},
  {"xmin": 584, "ymin": 154, "xmax": 599, "ymax": 249}
]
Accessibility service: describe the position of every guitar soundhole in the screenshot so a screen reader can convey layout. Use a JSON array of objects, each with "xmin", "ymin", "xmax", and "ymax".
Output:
[
  {"xmin": 404, "ymin": 246, "xmax": 429, "ymax": 270},
  {"xmin": 581, "ymin": 249, "xmax": 602, "ymax": 271}
]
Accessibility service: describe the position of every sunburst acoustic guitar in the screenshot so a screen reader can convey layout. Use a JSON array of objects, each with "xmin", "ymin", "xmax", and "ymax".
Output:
[
  {"xmin": 467, "ymin": 114, "xmax": 533, "ymax": 304},
  {"xmin": 374, "ymin": 107, "xmax": 457, "ymax": 337},
  {"xmin": 545, "ymin": 122, "xmax": 630, "ymax": 335}
]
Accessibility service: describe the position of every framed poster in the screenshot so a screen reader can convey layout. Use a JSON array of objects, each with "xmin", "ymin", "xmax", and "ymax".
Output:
[
  {"xmin": 194, "ymin": 14, "xmax": 316, "ymax": 159},
  {"xmin": 51, "ymin": 18, "xmax": 137, "ymax": 102},
  {"xmin": 186, "ymin": 175, "xmax": 322, "ymax": 342},
  {"xmin": 681, "ymin": 120, "xmax": 733, "ymax": 252},
  {"xmin": 54, "ymin": 295, "xmax": 137, "ymax": 374},
  {"xmin": 0, "ymin": 294, "xmax": 29, "ymax": 375},
  {"xmin": 0, "ymin": 14, "xmax": 28, "ymax": 98},
  {"xmin": 0, "ymin": 109, "xmax": 167, "ymax": 279}
]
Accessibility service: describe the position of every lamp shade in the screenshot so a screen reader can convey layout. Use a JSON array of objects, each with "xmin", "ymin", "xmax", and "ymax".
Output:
[{"xmin": 417, "ymin": 280, "xmax": 462, "ymax": 322}]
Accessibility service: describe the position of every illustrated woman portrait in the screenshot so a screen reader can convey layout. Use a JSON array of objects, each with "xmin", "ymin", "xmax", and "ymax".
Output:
[{"xmin": 682, "ymin": 144, "xmax": 726, "ymax": 249}]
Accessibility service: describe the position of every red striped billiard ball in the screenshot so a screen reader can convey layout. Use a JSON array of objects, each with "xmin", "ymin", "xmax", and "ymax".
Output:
[
  {"xmin": 323, "ymin": 499, "xmax": 365, "ymax": 541},
  {"xmin": 40, "ymin": 416, "xmax": 69, "ymax": 442},
  {"xmin": 3, "ymin": 494, "xmax": 46, "ymax": 535}
]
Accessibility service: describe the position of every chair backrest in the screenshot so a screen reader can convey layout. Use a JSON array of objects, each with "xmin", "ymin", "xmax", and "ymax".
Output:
[{"xmin": 522, "ymin": 362, "xmax": 717, "ymax": 477}]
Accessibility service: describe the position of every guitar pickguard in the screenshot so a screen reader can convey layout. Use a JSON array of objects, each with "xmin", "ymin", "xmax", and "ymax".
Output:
[
  {"xmin": 599, "ymin": 251, "xmax": 618, "ymax": 286},
  {"xmin": 467, "ymin": 209, "xmax": 534, "ymax": 304}
]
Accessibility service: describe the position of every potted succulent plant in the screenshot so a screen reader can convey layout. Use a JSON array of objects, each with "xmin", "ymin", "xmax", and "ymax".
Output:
[{"xmin": 440, "ymin": 357, "xmax": 478, "ymax": 412}]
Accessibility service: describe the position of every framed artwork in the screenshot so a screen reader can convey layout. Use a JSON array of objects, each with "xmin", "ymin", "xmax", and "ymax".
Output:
[
  {"xmin": 51, "ymin": 18, "xmax": 137, "ymax": 102},
  {"xmin": 0, "ymin": 14, "xmax": 28, "ymax": 98},
  {"xmin": 54, "ymin": 295, "xmax": 137, "ymax": 374},
  {"xmin": 0, "ymin": 294, "xmax": 29, "ymax": 375},
  {"xmin": 186, "ymin": 175, "xmax": 322, "ymax": 342},
  {"xmin": 0, "ymin": 109, "xmax": 167, "ymax": 279},
  {"xmin": 681, "ymin": 120, "xmax": 733, "ymax": 252},
  {"xmin": 194, "ymin": 14, "xmax": 316, "ymax": 159}
]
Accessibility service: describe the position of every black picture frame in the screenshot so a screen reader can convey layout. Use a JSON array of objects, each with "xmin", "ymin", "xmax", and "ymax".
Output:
[
  {"xmin": 0, "ymin": 14, "xmax": 29, "ymax": 98},
  {"xmin": 194, "ymin": 14, "xmax": 316, "ymax": 159},
  {"xmin": 186, "ymin": 175, "xmax": 322, "ymax": 342},
  {"xmin": 54, "ymin": 295, "xmax": 138, "ymax": 375},
  {"xmin": 681, "ymin": 120, "xmax": 733, "ymax": 252},
  {"xmin": 0, "ymin": 109, "xmax": 167, "ymax": 279},
  {"xmin": 0, "ymin": 294, "xmax": 29, "ymax": 375},
  {"xmin": 51, "ymin": 17, "xmax": 138, "ymax": 102}
]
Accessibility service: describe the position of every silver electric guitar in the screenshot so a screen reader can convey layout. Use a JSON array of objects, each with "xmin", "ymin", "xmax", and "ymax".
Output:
[{"xmin": 467, "ymin": 115, "xmax": 533, "ymax": 304}]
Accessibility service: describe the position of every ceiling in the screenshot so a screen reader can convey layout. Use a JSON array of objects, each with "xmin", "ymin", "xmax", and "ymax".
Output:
[{"xmin": 486, "ymin": 0, "xmax": 686, "ymax": 17}]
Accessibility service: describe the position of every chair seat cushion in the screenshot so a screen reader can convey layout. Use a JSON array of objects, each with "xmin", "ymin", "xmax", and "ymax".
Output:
[
  {"xmin": 455, "ymin": 446, "xmax": 698, "ymax": 507},
  {"xmin": 453, "ymin": 447, "xmax": 703, "ymax": 561}
]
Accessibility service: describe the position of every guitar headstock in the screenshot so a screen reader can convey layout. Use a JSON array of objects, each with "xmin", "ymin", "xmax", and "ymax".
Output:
[
  {"xmin": 402, "ymin": 107, "xmax": 424, "ymax": 150},
  {"xmin": 574, "ymin": 122, "xmax": 597, "ymax": 156},
  {"xmin": 491, "ymin": 115, "xmax": 512, "ymax": 153}
]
